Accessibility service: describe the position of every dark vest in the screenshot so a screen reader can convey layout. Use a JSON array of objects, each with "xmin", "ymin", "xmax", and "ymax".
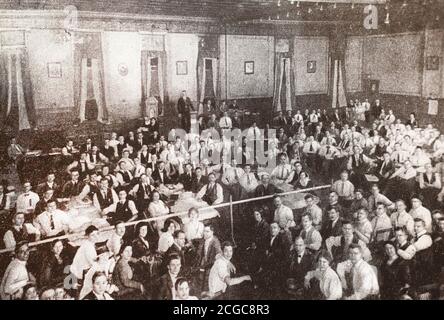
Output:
[
  {"xmin": 140, "ymin": 152, "xmax": 150, "ymax": 165},
  {"xmin": 119, "ymin": 171, "xmax": 131, "ymax": 184},
  {"xmin": 88, "ymin": 183, "xmax": 100, "ymax": 199},
  {"xmin": 115, "ymin": 200, "xmax": 132, "ymax": 222},
  {"xmin": 77, "ymin": 161, "xmax": 88, "ymax": 176},
  {"xmin": 332, "ymin": 234, "xmax": 360, "ymax": 263},
  {"xmin": 136, "ymin": 183, "xmax": 151, "ymax": 200},
  {"xmin": 351, "ymin": 154, "xmax": 365, "ymax": 170},
  {"xmin": 9, "ymin": 227, "xmax": 28, "ymax": 245},
  {"xmin": 0, "ymin": 194, "xmax": 7, "ymax": 210},
  {"xmin": 423, "ymin": 173, "xmax": 436, "ymax": 185},
  {"xmin": 202, "ymin": 183, "xmax": 218, "ymax": 205},
  {"xmin": 96, "ymin": 188, "xmax": 114, "ymax": 209}
]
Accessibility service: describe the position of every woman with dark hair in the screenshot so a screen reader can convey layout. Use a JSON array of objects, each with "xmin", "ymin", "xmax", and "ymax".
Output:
[
  {"xmin": 294, "ymin": 171, "xmax": 313, "ymax": 190},
  {"xmin": 304, "ymin": 250, "xmax": 342, "ymax": 300},
  {"xmin": 132, "ymin": 222, "xmax": 163, "ymax": 288},
  {"xmin": 379, "ymin": 241, "xmax": 411, "ymax": 300},
  {"xmin": 38, "ymin": 239, "xmax": 69, "ymax": 288},
  {"xmin": 148, "ymin": 190, "xmax": 170, "ymax": 234},
  {"xmin": 22, "ymin": 283, "xmax": 39, "ymax": 300},
  {"xmin": 112, "ymin": 244, "xmax": 145, "ymax": 299},
  {"xmin": 158, "ymin": 219, "xmax": 177, "ymax": 254}
]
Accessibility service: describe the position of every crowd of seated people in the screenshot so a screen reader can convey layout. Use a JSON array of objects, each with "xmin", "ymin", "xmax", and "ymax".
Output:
[{"xmin": 1, "ymin": 96, "xmax": 444, "ymax": 300}]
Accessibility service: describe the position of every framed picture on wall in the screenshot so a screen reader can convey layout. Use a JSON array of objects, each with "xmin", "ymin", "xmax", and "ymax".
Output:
[
  {"xmin": 426, "ymin": 56, "xmax": 440, "ymax": 71},
  {"xmin": 307, "ymin": 61, "xmax": 316, "ymax": 73},
  {"xmin": 366, "ymin": 79, "xmax": 379, "ymax": 94},
  {"xmin": 176, "ymin": 61, "xmax": 188, "ymax": 75},
  {"xmin": 244, "ymin": 61, "xmax": 254, "ymax": 75},
  {"xmin": 47, "ymin": 62, "xmax": 62, "ymax": 78}
]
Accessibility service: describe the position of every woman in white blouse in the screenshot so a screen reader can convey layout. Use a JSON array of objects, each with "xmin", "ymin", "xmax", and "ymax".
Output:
[
  {"xmin": 148, "ymin": 191, "xmax": 170, "ymax": 234},
  {"xmin": 157, "ymin": 219, "xmax": 176, "ymax": 253},
  {"xmin": 304, "ymin": 251, "xmax": 342, "ymax": 300},
  {"xmin": 183, "ymin": 207, "xmax": 204, "ymax": 242}
]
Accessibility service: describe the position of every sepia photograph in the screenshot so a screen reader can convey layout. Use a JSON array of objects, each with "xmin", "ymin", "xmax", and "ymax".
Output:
[{"xmin": 0, "ymin": 0, "xmax": 443, "ymax": 309}]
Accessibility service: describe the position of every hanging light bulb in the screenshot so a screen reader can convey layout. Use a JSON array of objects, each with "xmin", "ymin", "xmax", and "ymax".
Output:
[
  {"xmin": 277, "ymin": 13, "xmax": 280, "ymax": 19},
  {"xmin": 297, "ymin": 10, "xmax": 301, "ymax": 16},
  {"xmin": 277, "ymin": 0, "xmax": 281, "ymax": 7},
  {"xmin": 296, "ymin": 1, "xmax": 300, "ymax": 8},
  {"xmin": 290, "ymin": 0, "xmax": 295, "ymax": 4},
  {"xmin": 333, "ymin": 3, "xmax": 337, "ymax": 9},
  {"xmin": 402, "ymin": 1, "xmax": 407, "ymax": 8},
  {"xmin": 384, "ymin": 12, "xmax": 390, "ymax": 24},
  {"xmin": 308, "ymin": 7, "xmax": 312, "ymax": 14},
  {"xmin": 320, "ymin": 4, "xmax": 323, "ymax": 11},
  {"xmin": 286, "ymin": 11, "xmax": 290, "ymax": 18},
  {"xmin": 351, "ymin": 2, "xmax": 355, "ymax": 9}
]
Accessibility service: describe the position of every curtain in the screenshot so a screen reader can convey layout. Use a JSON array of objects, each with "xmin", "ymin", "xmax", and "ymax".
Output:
[
  {"xmin": 0, "ymin": 54, "xmax": 8, "ymax": 125},
  {"xmin": 0, "ymin": 49, "xmax": 36, "ymax": 131},
  {"xmin": 74, "ymin": 32, "xmax": 107, "ymax": 123},
  {"xmin": 141, "ymin": 50, "xmax": 166, "ymax": 117},
  {"xmin": 331, "ymin": 60, "xmax": 338, "ymax": 109},
  {"xmin": 212, "ymin": 58, "xmax": 217, "ymax": 99},
  {"xmin": 91, "ymin": 59, "xmax": 106, "ymax": 122},
  {"xmin": 338, "ymin": 60, "xmax": 347, "ymax": 108},
  {"xmin": 79, "ymin": 58, "xmax": 88, "ymax": 122},
  {"xmin": 273, "ymin": 55, "xmax": 293, "ymax": 113},
  {"xmin": 329, "ymin": 31, "xmax": 348, "ymax": 109},
  {"xmin": 199, "ymin": 58, "xmax": 206, "ymax": 103},
  {"xmin": 272, "ymin": 53, "xmax": 283, "ymax": 113},
  {"xmin": 15, "ymin": 52, "xmax": 31, "ymax": 130},
  {"xmin": 158, "ymin": 55, "xmax": 164, "ymax": 105}
]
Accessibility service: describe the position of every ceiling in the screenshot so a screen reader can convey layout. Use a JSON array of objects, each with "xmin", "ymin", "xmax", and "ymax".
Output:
[{"xmin": 0, "ymin": 0, "xmax": 442, "ymax": 27}]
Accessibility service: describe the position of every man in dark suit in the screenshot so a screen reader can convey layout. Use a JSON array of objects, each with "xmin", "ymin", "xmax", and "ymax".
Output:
[
  {"xmin": 177, "ymin": 90, "xmax": 194, "ymax": 133},
  {"xmin": 287, "ymin": 237, "xmax": 314, "ymax": 297},
  {"xmin": 36, "ymin": 172, "xmax": 59, "ymax": 197},
  {"xmin": 134, "ymin": 132, "xmax": 146, "ymax": 153},
  {"xmin": 82, "ymin": 272, "xmax": 113, "ymax": 300},
  {"xmin": 152, "ymin": 161, "xmax": 171, "ymax": 186},
  {"xmin": 259, "ymin": 223, "xmax": 290, "ymax": 298},
  {"xmin": 321, "ymin": 206, "xmax": 343, "ymax": 241},
  {"xmin": 154, "ymin": 254, "xmax": 182, "ymax": 300},
  {"xmin": 62, "ymin": 169, "xmax": 85, "ymax": 198},
  {"xmin": 150, "ymin": 142, "xmax": 163, "ymax": 158},
  {"xmin": 195, "ymin": 225, "xmax": 222, "ymax": 292},
  {"xmin": 371, "ymin": 99, "xmax": 382, "ymax": 119},
  {"xmin": 191, "ymin": 167, "xmax": 208, "ymax": 194},
  {"xmin": 178, "ymin": 163, "xmax": 194, "ymax": 192},
  {"xmin": 80, "ymin": 138, "xmax": 94, "ymax": 154},
  {"xmin": 165, "ymin": 230, "xmax": 193, "ymax": 277}
]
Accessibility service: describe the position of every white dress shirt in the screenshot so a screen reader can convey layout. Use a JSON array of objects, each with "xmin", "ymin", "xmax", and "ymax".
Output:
[
  {"xmin": 336, "ymin": 259, "xmax": 379, "ymax": 300},
  {"xmin": 15, "ymin": 191, "xmax": 39, "ymax": 213}
]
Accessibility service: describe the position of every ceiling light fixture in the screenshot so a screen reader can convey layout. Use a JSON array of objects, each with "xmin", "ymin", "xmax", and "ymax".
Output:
[
  {"xmin": 286, "ymin": 11, "xmax": 290, "ymax": 18},
  {"xmin": 277, "ymin": 0, "xmax": 281, "ymax": 7},
  {"xmin": 333, "ymin": 3, "xmax": 337, "ymax": 9},
  {"xmin": 351, "ymin": 2, "xmax": 355, "ymax": 9},
  {"xmin": 296, "ymin": 1, "xmax": 300, "ymax": 8},
  {"xmin": 320, "ymin": 4, "xmax": 323, "ymax": 11},
  {"xmin": 308, "ymin": 7, "xmax": 312, "ymax": 13}
]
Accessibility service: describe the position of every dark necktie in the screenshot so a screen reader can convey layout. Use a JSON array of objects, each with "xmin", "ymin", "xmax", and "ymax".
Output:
[{"xmin": 50, "ymin": 214, "xmax": 55, "ymax": 230}]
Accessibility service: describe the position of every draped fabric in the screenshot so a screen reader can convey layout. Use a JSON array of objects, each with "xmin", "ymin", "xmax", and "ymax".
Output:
[
  {"xmin": 141, "ymin": 50, "xmax": 166, "ymax": 117},
  {"xmin": 197, "ymin": 35, "xmax": 219, "ymax": 104},
  {"xmin": 0, "ymin": 49, "xmax": 36, "ymax": 131},
  {"xmin": 79, "ymin": 58, "xmax": 88, "ymax": 122},
  {"xmin": 91, "ymin": 59, "xmax": 107, "ymax": 121},
  {"xmin": 329, "ymin": 31, "xmax": 348, "ymax": 109},
  {"xmin": 273, "ymin": 54, "xmax": 293, "ymax": 113},
  {"xmin": 74, "ymin": 32, "xmax": 108, "ymax": 123},
  {"xmin": 199, "ymin": 58, "xmax": 207, "ymax": 103}
]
